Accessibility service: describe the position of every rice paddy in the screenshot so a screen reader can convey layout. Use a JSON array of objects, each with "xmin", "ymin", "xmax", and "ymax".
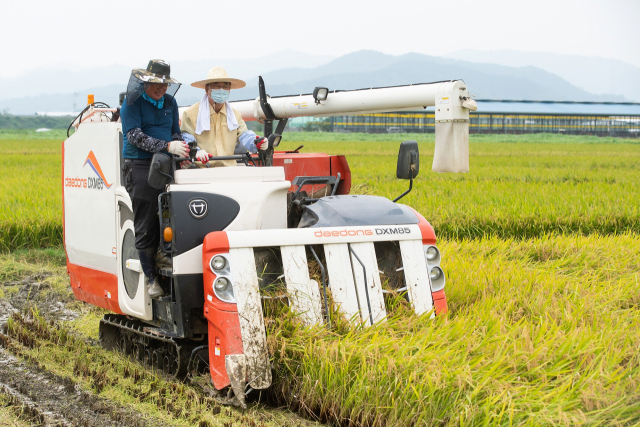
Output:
[
  {"xmin": 1, "ymin": 132, "xmax": 639, "ymax": 251},
  {"xmin": 1, "ymin": 130, "xmax": 639, "ymax": 425}
]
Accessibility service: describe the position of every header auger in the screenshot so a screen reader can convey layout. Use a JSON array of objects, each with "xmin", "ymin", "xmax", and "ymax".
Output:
[{"xmin": 64, "ymin": 77, "xmax": 474, "ymax": 407}]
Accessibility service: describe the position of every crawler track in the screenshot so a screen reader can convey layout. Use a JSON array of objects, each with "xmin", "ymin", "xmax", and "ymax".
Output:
[{"xmin": 99, "ymin": 314, "xmax": 208, "ymax": 378}]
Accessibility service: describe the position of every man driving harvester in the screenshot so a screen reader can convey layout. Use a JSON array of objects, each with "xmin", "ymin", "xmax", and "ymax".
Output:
[
  {"xmin": 181, "ymin": 66, "xmax": 268, "ymax": 167},
  {"xmin": 121, "ymin": 59, "xmax": 189, "ymax": 299}
]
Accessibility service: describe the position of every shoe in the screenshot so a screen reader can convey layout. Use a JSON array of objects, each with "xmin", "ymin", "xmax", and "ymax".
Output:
[
  {"xmin": 147, "ymin": 278, "xmax": 165, "ymax": 299},
  {"xmin": 155, "ymin": 250, "xmax": 172, "ymax": 270}
]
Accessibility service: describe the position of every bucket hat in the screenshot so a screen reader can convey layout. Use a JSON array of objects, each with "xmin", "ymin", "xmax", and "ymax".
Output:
[
  {"xmin": 126, "ymin": 59, "xmax": 181, "ymax": 105},
  {"xmin": 191, "ymin": 67, "xmax": 246, "ymax": 90},
  {"xmin": 132, "ymin": 59, "xmax": 180, "ymax": 84}
]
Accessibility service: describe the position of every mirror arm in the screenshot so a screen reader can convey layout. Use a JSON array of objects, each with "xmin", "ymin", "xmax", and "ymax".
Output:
[
  {"xmin": 158, "ymin": 169, "xmax": 174, "ymax": 184},
  {"xmin": 393, "ymin": 177, "xmax": 413, "ymax": 203},
  {"xmin": 330, "ymin": 172, "xmax": 341, "ymax": 196},
  {"xmin": 150, "ymin": 159, "xmax": 174, "ymax": 186}
]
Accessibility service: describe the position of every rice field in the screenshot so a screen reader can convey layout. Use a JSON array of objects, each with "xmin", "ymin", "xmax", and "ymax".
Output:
[
  {"xmin": 267, "ymin": 233, "xmax": 640, "ymax": 425},
  {"xmin": 1, "ymin": 132, "xmax": 639, "ymax": 251},
  {"xmin": 1, "ymin": 130, "xmax": 640, "ymax": 425}
]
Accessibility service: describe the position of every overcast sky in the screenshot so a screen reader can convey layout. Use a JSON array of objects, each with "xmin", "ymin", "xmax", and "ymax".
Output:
[{"xmin": 1, "ymin": 0, "xmax": 638, "ymax": 77}]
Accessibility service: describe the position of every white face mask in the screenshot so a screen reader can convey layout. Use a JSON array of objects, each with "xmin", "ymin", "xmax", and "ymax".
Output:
[{"xmin": 209, "ymin": 88, "xmax": 230, "ymax": 104}]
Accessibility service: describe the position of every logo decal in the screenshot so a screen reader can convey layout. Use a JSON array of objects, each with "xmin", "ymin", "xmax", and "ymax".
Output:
[
  {"xmin": 189, "ymin": 199, "xmax": 208, "ymax": 219},
  {"xmin": 375, "ymin": 227, "xmax": 412, "ymax": 235},
  {"xmin": 84, "ymin": 151, "xmax": 113, "ymax": 189}
]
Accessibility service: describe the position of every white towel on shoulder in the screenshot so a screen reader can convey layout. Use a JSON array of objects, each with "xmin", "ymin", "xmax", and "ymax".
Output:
[{"xmin": 195, "ymin": 94, "xmax": 239, "ymax": 135}]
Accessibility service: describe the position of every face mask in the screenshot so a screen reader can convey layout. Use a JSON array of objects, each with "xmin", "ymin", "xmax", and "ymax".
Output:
[{"xmin": 209, "ymin": 88, "xmax": 230, "ymax": 104}]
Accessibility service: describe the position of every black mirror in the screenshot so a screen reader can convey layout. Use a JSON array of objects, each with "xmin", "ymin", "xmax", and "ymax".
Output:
[
  {"xmin": 268, "ymin": 133, "xmax": 282, "ymax": 148},
  {"xmin": 148, "ymin": 153, "xmax": 173, "ymax": 189},
  {"xmin": 396, "ymin": 140, "xmax": 419, "ymax": 179}
]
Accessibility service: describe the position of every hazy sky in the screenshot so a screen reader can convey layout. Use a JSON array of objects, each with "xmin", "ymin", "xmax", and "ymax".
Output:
[{"xmin": 2, "ymin": 0, "xmax": 638, "ymax": 77}]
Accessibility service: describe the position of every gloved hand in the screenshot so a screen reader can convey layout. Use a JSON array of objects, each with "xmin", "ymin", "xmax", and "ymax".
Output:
[
  {"xmin": 255, "ymin": 136, "xmax": 268, "ymax": 151},
  {"xmin": 195, "ymin": 149, "xmax": 209, "ymax": 164},
  {"xmin": 180, "ymin": 160, "xmax": 192, "ymax": 169},
  {"xmin": 168, "ymin": 141, "xmax": 189, "ymax": 158}
]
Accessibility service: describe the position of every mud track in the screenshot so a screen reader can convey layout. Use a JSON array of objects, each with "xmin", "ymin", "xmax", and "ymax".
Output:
[
  {"xmin": 0, "ymin": 278, "xmax": 158, "ymax": 427},
  {"xmin": 0, "ymin": 273, "xmax": 320, "ymax": 427},
  {"xmin": 0, "ymin": 348, "xmax": 155, "ymax": 427}
]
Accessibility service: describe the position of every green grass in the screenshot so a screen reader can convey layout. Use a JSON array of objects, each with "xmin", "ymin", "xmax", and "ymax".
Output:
[
  {"xmin": 267, "ymin": 233, "xmax": 640, "ymax": 426},
  {"xmin": 0, "ymin": 129, "xmax": 68, "ymax": 140},
  {"xmin": 1, "ymin": 134, "xmax": 640, "ymax": 251}
]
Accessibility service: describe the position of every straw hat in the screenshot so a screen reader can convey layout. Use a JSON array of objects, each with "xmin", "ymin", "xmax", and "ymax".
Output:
[{"xmin": 191, "ymin": 66, "xmax": 246, "ymax": 90}]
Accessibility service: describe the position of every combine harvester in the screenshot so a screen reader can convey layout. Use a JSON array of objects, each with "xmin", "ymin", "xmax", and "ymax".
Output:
[{"xmin": 63, "ymin": 78, "xmax": 476, "ymax": 406}]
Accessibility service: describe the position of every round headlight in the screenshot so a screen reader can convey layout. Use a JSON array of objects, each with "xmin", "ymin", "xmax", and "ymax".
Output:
[
  {"xmin": 425, "ymin": 246, "xmax": 439, "ymax": 261},
  {"xmin": 430, "ymin": 267, "xmax": 443, "ymax": 281},
  {"xmin": 211, "ymin": 255, "xmax": 227, "ymax": 271},
  {"xmin": 214, "ymin": 277, "xmax": 229, "ymax": 291}
]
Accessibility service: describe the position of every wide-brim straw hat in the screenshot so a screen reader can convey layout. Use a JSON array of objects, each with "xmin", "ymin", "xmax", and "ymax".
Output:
[{"xmin": 191, "ymin": 66, "xmax": 246, "ymax": 90}]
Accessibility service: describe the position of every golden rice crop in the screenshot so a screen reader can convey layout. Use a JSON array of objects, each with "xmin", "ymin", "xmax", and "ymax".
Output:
[
  {"xmin": 2, "ymin": 136, "xmax": 640, "ymax": 250},
  {"xmin": 267, "ymin": 233, "xmax": 640, "ymax": 426},
  {"xmin": 282, "ymin": 138, "xmax": 640, "ymax": 239},
  {"xmin": 0, "ymin": 141, "xmax": 62, "ymax": 251}
]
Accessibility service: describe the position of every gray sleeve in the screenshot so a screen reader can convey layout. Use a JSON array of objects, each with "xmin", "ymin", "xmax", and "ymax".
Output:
[
  {"xmin": 126, "ymin": 128, "xmax": 168, "ymax": 153},
  {"xmin": 171, "ymin": 133, "xmax": 183, "ymax": 141}
]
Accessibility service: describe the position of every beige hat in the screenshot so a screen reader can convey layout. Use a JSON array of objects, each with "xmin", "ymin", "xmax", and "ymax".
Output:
[{"xmin": 191, "ymin": 66, "xmax": 246, "ymax": 90}]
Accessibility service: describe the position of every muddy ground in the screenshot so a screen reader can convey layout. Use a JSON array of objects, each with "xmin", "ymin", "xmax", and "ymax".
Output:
[
  {"xmin": 0, "ymin": 268, "xmax": 319, "ymax": 427},
  {"xmin": 0, "ymin": 276, "xmax": 159, "ymax": 426}
]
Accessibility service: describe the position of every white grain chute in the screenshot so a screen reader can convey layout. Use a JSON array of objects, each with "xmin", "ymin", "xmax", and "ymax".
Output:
[{"xmin": 230, "ymin": 80, "xmax": 473, "ymax": 173}]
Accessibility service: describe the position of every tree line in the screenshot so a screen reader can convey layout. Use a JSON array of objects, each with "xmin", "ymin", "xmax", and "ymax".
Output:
[{"xmin": 0, "ymin": 112, "xmax": 74, "ymax": 129}]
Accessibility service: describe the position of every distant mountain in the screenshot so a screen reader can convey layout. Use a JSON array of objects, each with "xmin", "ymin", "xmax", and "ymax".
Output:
[
  {"xmin": 0, "ymin": 50, "xmax": 335, "ymax": 113},
  {"xmin": 228, "ymin": 50, "xmax": 628, "ymax": 103},
  {"xmin": 446, "ymin": 49, "xmax": 640, "ymax": 100},
  {"xmin": 0, "ymin": 84, "xmax": 123, "ymax": 116},
  {"xmin": 1, "ymin": 50, "xmax": 630, "ymax": 114}
]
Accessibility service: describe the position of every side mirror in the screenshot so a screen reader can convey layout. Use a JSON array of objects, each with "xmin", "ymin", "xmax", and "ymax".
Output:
[
  {"xmin": 396, "ymin": 140, "xmax": 419, "ymax": 179},
  {"xmin": 268, "ymin": 133, "xmax": 282, "ymax": 148},
  {"xmin": 148, "ymin": 153, "xmax": 173, "ymax": 189}
]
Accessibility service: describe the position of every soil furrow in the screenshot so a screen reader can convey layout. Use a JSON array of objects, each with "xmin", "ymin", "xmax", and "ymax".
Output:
[{"xmin": 0, "ymin": 347, "xmax": 156, "ymax": 427}]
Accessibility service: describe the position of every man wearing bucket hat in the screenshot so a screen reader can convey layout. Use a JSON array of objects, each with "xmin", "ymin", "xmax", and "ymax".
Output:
[
  {"xmin": 121, "ymin": 59, "xmax": 189, "ymax": 299},
  {"xmin": 180, "ymin": 67, "xmax": 268, "ymax": 167}
]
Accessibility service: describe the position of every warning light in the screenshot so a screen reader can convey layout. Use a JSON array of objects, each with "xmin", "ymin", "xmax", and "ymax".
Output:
[
  {"xmin": 87, "ymin": 94, "xmax": 95, "ymax": 105},
  {"xmin": 163, "ymin": 227, "xmax": 173, "ymax": 242}
]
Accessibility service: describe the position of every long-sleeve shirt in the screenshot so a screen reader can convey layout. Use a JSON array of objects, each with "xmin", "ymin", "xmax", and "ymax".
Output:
[
  {"xmin": 181, "ymin": 101, "xmax": 257, "ymax": 167},
  {"xmin": 121, "ymin": 94, "xmax": 181, "ymax": 159}
]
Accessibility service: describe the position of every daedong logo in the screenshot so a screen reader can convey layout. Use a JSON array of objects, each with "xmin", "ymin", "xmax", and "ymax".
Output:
[{"xmin": 64, "ymin": 151, "xmax": 113, "ymax": 190}]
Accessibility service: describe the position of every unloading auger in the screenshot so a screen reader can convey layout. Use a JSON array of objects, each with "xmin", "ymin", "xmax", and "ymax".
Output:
[{"xmin": 63, "ymin": 77, "xmax": 476, "ymax": 407}]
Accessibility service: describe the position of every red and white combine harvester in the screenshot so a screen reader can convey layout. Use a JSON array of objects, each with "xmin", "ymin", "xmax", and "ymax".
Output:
[{"xmin": 63, "ymin": 78, "xmax": 475, "ymax": 406}]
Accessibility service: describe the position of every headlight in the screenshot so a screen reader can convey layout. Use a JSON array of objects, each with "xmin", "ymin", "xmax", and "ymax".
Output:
[
  {"xmin": 425, "ymin": 246, "xmax": 439, "ymax": 261},
  {"xmin": 213, "ymin": 277, "xmax": 235, "ymax": 303},
  {"xmin": 430, "ymin": 267, "xmax": 443, "ymax": 281},
  {"xmin": 214, "ymin": 277, "xmax": 229, "ymax": 291},
  {"xmin": 211, "ymin": 255, "xmax": 227, "ymax": 271}
]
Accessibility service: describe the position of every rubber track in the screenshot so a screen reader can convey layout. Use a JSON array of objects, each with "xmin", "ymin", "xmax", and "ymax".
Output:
[{"xmin": 99, "ymin": 314, "xmax": 207, "ymax": 378}]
